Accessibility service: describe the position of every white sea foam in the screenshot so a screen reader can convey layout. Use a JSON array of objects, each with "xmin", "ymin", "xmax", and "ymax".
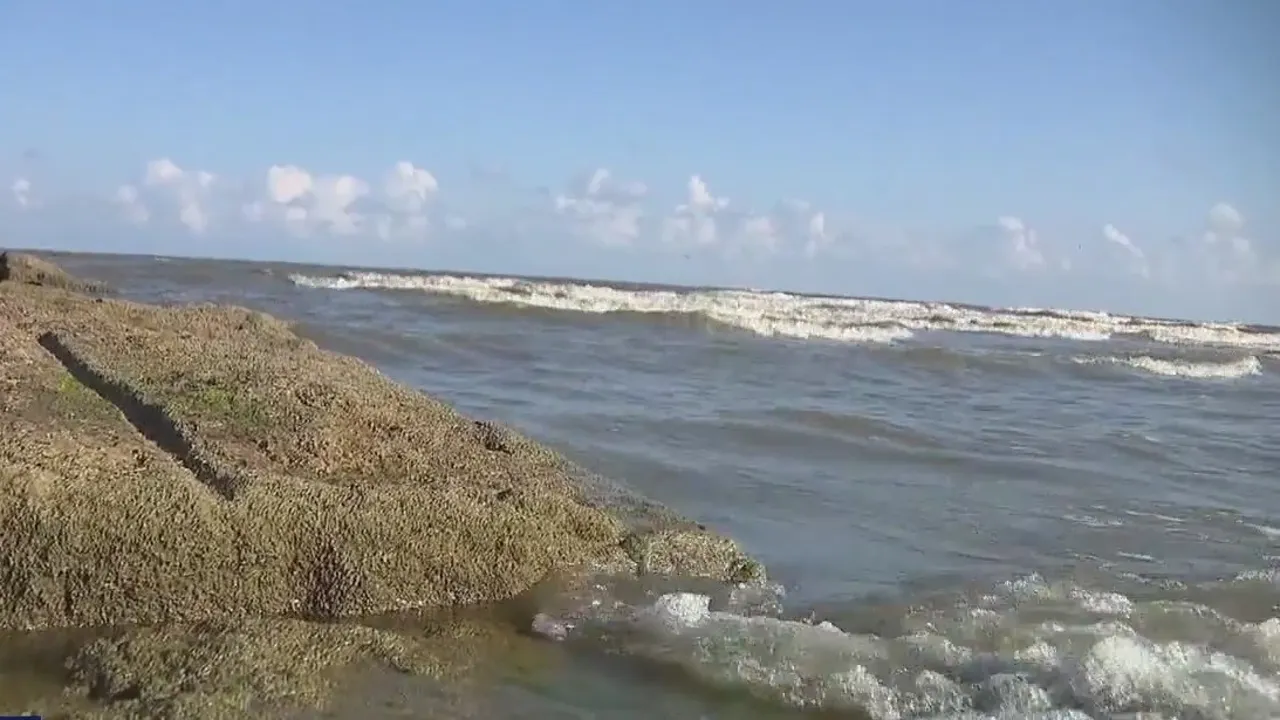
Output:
[
  {"xmin": 533, "ymin": 573, "xmax": 1280, "ymax": 718},
  {"xmin": 1063, "ymin": 513, "xmax": 1125, "ymax": 529},
  {"xmin": 290, "ymin": 271, "xmax": 1280, "ymax": 351},
  {"xmin": 1072, "ymin": 355, "xmax": 1263, "ymax": 379},
  {"xmin": 1115, "ymin": 551, "xmax": 1160, "ymax": 563},
  {"xmin": 1245, "ymin": 523, "xmax": 1280, "ymax": 540},
  {"xmin": 1123, "ymin": 510, "xmax": 1186, "ymax": 525}
]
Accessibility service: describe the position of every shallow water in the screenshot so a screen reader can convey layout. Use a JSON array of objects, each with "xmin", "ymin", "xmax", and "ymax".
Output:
[{"xmin": 49, "ymin": 251, "xmax": 1280, "ymax": 719}]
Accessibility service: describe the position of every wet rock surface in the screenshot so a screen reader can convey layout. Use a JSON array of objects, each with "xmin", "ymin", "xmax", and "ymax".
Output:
[
  {"xmin": 0, "ymin": 251, "xmax": 110, "ymax": 294},
  {"xmin": 0, "ymin": 252, "xmax": 762, "ymax": 719}
]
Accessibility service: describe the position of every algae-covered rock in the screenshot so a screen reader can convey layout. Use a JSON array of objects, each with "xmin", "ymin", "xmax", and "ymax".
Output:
[
  {"xmin": 0, "ymin": 255, "xmax": 763, "ymax": 718},
  {"xmin": 0, "ymin": 256, "xmax": 761, "ymax": 632},
  {"xmin": 4, "ymin": 614, "xmax": 532, "ymax": 720},
  {"xmin": 0, "ymin": 251, "xmax": 109, "ymax": 293},
  {"xmin": 65, "ymin": 620, "xmax": 426, "ymax": 719}
]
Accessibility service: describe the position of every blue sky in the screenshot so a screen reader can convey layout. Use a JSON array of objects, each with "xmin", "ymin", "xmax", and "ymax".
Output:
[{"xmin": 2, "ymin": 1, "xmax": 1277, "ymax": 322}]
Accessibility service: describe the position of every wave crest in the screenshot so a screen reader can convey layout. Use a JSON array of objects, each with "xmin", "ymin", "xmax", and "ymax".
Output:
[
  {"xmin": 1073, "ymin": 355, "xmax": 1263, "ymax": 379},
  {"xmin": 531, "ymin": 572, "xmax": 1280, "ymax": 718},
  {"xmin": 288, "ymin": 271, "xmax": 1280, "ymax": 351}
]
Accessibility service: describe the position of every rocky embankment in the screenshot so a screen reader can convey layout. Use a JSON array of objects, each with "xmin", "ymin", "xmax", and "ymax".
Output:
[{"xmin": 0, "ymin": 251, "xmax": 761, "ymax": 719}]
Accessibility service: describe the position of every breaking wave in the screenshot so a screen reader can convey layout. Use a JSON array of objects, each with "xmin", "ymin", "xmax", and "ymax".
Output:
[
  {"xmin": 289, "ymin": 271, "xmax": 1280, "ymax": 351},
  {"xmin": 531, "ymin": 571, "xmax": 1280, "ymax": 719},
  {"xmin": 1072, "ymin": 355, "xmax": 1264, "ymax": 380}
]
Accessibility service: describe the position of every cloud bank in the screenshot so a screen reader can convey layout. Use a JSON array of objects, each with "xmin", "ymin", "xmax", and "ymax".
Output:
[{"xmin": 4, "ymin": 158, "xmax": 1277, "ymax": 303}]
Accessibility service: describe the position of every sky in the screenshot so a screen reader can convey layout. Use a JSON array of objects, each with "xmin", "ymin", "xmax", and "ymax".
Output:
[{"xmin": 1, "ymin": 1, "xmax": 1277, "ymax": 323}]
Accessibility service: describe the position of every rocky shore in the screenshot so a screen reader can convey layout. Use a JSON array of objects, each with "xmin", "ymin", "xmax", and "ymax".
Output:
[{"xmin": 0, "ymin": 251, "xmax": 761, "ymax": 719}]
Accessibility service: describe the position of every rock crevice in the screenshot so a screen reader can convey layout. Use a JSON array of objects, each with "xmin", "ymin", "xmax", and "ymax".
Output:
[{"xmin": 36, "ymin": 331, "xmax": 242, "ymax": 501}]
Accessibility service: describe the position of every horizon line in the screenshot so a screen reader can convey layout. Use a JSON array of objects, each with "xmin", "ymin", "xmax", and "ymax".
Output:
[{"xmin": 11, "ymin": 244, "xmax": 1275, "ymax": 331}]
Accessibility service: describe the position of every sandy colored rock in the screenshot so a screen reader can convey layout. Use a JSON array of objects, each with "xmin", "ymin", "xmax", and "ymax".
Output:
[
  {"xmin": 0, "ymin": 251, "xmax": 109, "ymax": 293},
  {"xmin": 0, "ymin": 253, "xmax": 764, "ymax": 718},
  {"xmin": 0, "ymin": 253, "xmax": 762, "ymax": 633},
  {"xmin": 3, "ymin": 613, "xmax": 536, "ymax": 720}
]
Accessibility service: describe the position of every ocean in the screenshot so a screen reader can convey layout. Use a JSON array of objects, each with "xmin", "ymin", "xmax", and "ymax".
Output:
[{"xmin": 49, "ymin": 251, "xmax": 1280, "ymax": 719}]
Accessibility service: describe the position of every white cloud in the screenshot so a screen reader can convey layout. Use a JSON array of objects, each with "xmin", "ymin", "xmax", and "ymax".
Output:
[
  {"xmin": 178, "ymin": 204, "xmax": 208, "ymax": 234},
  {"xmin": 738, "ymin": 214, "xmax": 779, "ymax": 254},
  {"xmin": 996, "ymin": 215, "xmax": 1047, "ymax": 271},
  {"xmin": 11, "ymin": 178, "xmax": 31, "ymax": 208},
  {"xmin": 372, "ymin": 161, "xmax": 440, "ymax": 240},
  {"xmin": 803, "ymin": 212, "xmax": 829, "ymax": 258},
  {"xmin": 1189, "ymin": 201, "xmax": 1259, "ymax": 285},
  {"xmin": 662, "ymin": 175, "xmax": 728, "ymax": 248},
  {"xmin": 1203, "ymin": 201, "xmax": 1251, "ymax": 257},
  {"xmin": 685, "ymin": 175, "xmax": 726, "ymax": 213},
  {"xmin": 1090, "ymin": 203, "xmax": 1268, "ymax": 288},
  {"xmin": 1208, "ymin": 202, "xmax": 1243, "ymax": 234},
  {"xmin": 553, "ymin": 167, "xmax": 647, "ymax": 247},
  {"xmin": 726, "ymin": 198, "xmax": 831, "ymax": 259},
  {"xmin": 245, "ymin": 161, "xmax": 436, "ymax": 240},
  {"xmin": 114, "ymin": 184, "xmax": 150, "ymax": 225},
  {"xmin": 761, "ymin": 200, "xmax": 832, "ymax": 259},
  {"xmin": 284, "ymin": 205, "xmax": 307, "ymax": 226},
  {"xmin": 250, "ymin": 164, "xmax": 369, "ymax": 236},
  {"xmin": 241, "ymin": 200, "xmax": 264, "ymax": 224},
  {"xmin": 385, "ymin": 161, "xmax": 438, "ymax": 214},
  {"xmin": 12, "ymin": 157, "xmax": 1274, "ymax": 301},
  {"xmin": 550, "ymin": 175, "xmax": 835, "ymax": 259},
  {"xmin": 1102, "ymin": 223, "xmax": 1149, "ymax": 278},
  {"xmin": 309, "ymin": 174, "xmax": 370, "ymax": 235},
  {"xmin": 265, "ymin": 164, "xmax": 312, "ymax": 205},
  {"xmin": 144, "ymin": 159, "xmax": 182, "ymax": 186},
  {"xmin": 142, "ymin": 158, "xmax": 215, "ymax": 233}
]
